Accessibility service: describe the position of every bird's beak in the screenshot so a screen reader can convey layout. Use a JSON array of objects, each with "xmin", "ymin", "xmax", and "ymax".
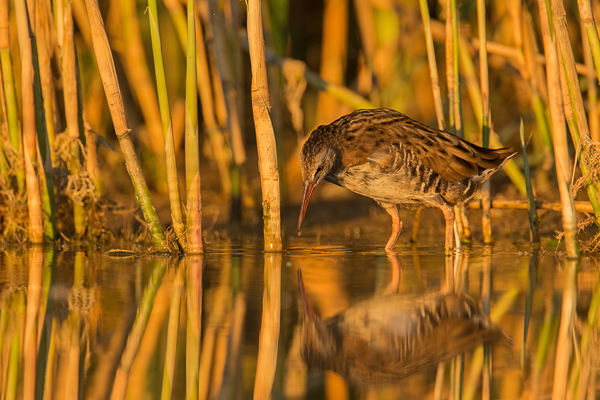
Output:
[{"xmin": 298, "ymin": 182, "xmax": 316, "ymax": 235}]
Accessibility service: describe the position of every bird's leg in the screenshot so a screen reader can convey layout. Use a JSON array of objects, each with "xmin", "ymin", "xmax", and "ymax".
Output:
[
  {"xmin": 439, "ymin": 204, "xmax": 455, "ymax": 256},
  {"xmin": 379, "ymin": 202, "xmax": 403, "ymax": 251}
]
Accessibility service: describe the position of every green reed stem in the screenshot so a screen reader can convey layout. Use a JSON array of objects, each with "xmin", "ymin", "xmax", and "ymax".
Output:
[
  {"xmin": 63, "ymin": 4, "xmax": 86, "ymax": 236},
  {"xmin": 119, "ymin": 0, "xmax": 165, "ymax": 158},
  {"xmin": 446, "ymin": 0, "xmax": 456, "ymax": 136},
  {"xmin": 147, "ymin": 0, "xmax": 186, "ymax": 250},
  {"xmin": 476, "ymin": 0, "xmax": 493, "ymax": 244},
  {"xmin": 531, "ymin": 92, "xmax": 554, "ymax": 154},
  {"xmin": 84, "ymin": 0, "xmax": 169, "ymax": 251},
  {"xmin": 450, "ymin": 0, "xmax": 462, "ymax": 139},
  {"xmin": 0, "ymin": 0, "xmax": 24, "ymax": 191},
  {"xmin": 583, "ymin": 28, "xmax": 600, "ymax": 142},
  {"xmin": 520, "ymin": 120, "xmax": 539, "ymax": 242},
  {"xmin": 456, "ymin": 33, "xmax": 527, "ymax": 196},
  {"xmin": 447, "ymin": 5, "xmax": 466, "ymax": 243},
  {"xmin": 36, "ymin": 1, "xmax": 58, "ymax": 167},
  {"xmin": 185, "ymin": 0, "xmax": 203, "ymax": 252},
  {"xmin": 0, "ymin": 46, "xmax": 19, "ymax": 153},
  {"xmin": 31, "ymin": 35, "xmax": 56, "ymax": 241},
  {"xmin": 161, "ymin": 265, "xmax": 185, "ymax": 400},
  {"xmin": 578, "ymin": 0, "xmax": 600, "ymax": 79}
]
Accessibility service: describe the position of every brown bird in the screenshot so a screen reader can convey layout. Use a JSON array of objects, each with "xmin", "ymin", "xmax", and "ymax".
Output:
[
  {"xmin": 297, "ymin": 269, "xmax": 512, "ymax": 384},
  {"xmin": 297, "ymin": 108, "xmax": 515, "ymax": 251}
]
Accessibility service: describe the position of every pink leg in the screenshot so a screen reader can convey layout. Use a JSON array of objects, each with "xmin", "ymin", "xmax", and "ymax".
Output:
[
  {"xmin": 380, "ymin": 203, "xmax": 403, "ymax": 251},
  {"xmin": 440, "ymin": 204, "xmax": 455, "ymax": 256}
]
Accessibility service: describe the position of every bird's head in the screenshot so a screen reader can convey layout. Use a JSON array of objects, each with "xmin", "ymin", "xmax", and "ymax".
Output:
[{"xmin": 298, "ymin": 129, "xmax": 338, "ymax": 235}]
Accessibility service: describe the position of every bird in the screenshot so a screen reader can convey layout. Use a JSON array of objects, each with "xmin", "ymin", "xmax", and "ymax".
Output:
[
  {"xmin": 297, "ymin": 269, "xmax": 512, "ymax": 384},
  {"xmin": 297, "ymin": 108, "xmax": 516, "ymax": 251}
]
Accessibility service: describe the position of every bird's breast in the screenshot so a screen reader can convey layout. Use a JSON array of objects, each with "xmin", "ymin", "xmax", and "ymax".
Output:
[{"xmin": 329, "ymin": 165, "xmax": 444, "ymax": 207}]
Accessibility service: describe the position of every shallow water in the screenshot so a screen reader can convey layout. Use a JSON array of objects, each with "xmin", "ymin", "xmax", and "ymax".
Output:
[{"xmin": 0, "ymin": 241, "xmax": 598, "ymax": 399}]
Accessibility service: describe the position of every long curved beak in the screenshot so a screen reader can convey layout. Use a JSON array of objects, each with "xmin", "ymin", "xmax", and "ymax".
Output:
[{"xmin": 298, "ymin": 183, "xmax": 316, "ymax": 235}]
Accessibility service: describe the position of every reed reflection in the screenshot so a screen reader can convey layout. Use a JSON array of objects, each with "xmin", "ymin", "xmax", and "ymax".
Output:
[
  {"xmin": 254, "ymin": 253, "xmax": 282, "ymax": 399},
  {"xmin": 0, "ymin": 246, "xmax": 596, "ymax": 399}
]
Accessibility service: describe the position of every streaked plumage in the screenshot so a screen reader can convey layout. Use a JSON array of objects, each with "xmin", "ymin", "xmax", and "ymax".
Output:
[{"xmin": 298, "ymin": 108, "xmax": 515, "ymax": 250}]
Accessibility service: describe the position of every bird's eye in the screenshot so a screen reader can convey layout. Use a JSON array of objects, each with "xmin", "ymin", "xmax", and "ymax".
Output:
[{"xmin": 315, "ymin": 166, "xmax": 323, "ymax": 176}]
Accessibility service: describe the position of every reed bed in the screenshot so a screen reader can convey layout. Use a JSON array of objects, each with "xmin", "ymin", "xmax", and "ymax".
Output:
[
  {"xmin": 3, "ymin": 0, "xmax": 587, "ymax": 251},
  {"xmin": 7, "ymin": 1, "xmax": 590, "ymax": 249}
]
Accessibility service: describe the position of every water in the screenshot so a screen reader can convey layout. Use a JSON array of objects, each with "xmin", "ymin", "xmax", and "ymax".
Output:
[{"xmin": 0, "ymin": 241, "xmax": 598, "ymax": 399}]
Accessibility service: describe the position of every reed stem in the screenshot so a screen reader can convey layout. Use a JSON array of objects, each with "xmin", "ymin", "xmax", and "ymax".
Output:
[
  {"xmin": 577, "ymin": 0, "xmax": 600, "ymax": 79},
  {"xmin": 247, "ymin": 0, "xmax": 282, "ymax": 251},
  {"xmin": 63, "ymin": 4, "xmax": 86, "ymax": 237},
  {"xmin": 582, "ymin": 23, "xmax": 599, "ymax": 142},
  {"xmin": 0, "ymin": 0, "xmax": 23, "ymax": 191},
  {"xmin": 147, "ymin": 0, "xmax": 186, "ymax": 250},
  {"xmin": 207, "ymin": 0, "xmax": 247, "ymax": 221},
  {"xmin": 14, "ymin": 0, "xmax": 44, "ymax": 243},
  {"xmin": 552, "ymin": 0, "xmax": 600, "ymax": 228},
  {"xmin": 185, "ymin": 0, "xmax": 203, "ymax": 253},
  {"xmin": 118, "ymin": 0, "xmax": 165, "ymax": 158},
  {"xmin": 418, "ymin": 0, "xmax": 445, "ymax": 131},
  {"xmin": 520, "ymin": 120, "xmax": 539, "ymax": 243},
  {"xmin": 476, "ymin": 0, "xmax": 493, "ymax": 243},
  {"xmin": 84, "ymin": 0, "xmax": 169, "ymax": 251},
  {"xmin": 193, "ymin": 12, "xmax": 231, "ymax": 198},
  {"xmin": 537, "ymin": 0, "xmax": 579, "ymax": 258},
  {"xmin": 316, "ymin": 0, "xmax": 348, "ymax": 125},
  {"xmin": 35, "ymin": 0, "xmax": 57, "ymax": 167}
]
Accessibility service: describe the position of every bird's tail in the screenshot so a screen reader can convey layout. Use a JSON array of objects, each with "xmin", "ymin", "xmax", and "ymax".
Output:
[{"xmin": 475, "ymin": 150, "xmax": 517, "ymax": 184}]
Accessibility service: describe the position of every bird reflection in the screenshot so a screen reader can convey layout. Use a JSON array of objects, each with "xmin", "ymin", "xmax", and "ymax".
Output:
[{"xmin": 297, "ymin": 269, "xmax": 511, "ymax": 385}]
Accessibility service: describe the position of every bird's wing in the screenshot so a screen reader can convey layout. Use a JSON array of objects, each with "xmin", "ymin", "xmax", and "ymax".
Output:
[{"xmin": 337, "ymin": 109, "xmax": 514, "ymax": 182}]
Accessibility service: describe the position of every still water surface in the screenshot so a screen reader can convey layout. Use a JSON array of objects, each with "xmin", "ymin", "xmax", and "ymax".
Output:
[{"xmin": 0, "ymin": 241, "xmax": 598, "ymax": 399}]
